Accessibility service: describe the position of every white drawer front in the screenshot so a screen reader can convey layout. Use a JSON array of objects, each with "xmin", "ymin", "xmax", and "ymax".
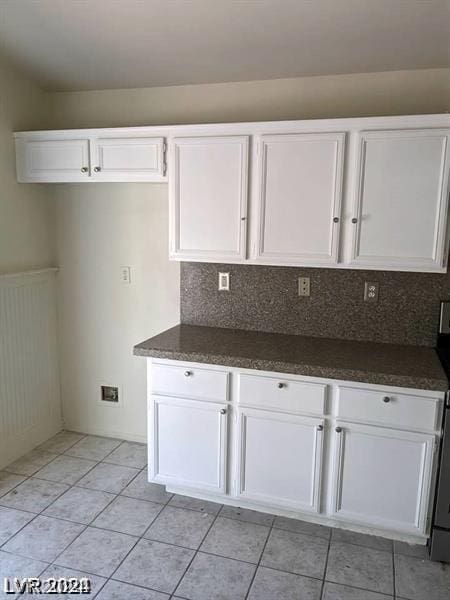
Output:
[
  {"xmin": 337, "ymin": 386, "xmax": 440, "ymax": 431},
  {"xmin": 239, "ymin": 373, "xmax": 326, "ymax": 415},
  {"xmin": 151, "ymin": 363, "xmax": 229, "ymax": 402}
]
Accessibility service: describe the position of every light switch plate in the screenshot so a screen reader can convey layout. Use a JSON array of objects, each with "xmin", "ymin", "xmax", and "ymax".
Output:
[
  {"xmin": 218, "ymin": 272, "xmax": 230, "ymax": 291},
  {"xmin": 121, "ymin": 266, "xmax": 131, "ymax": 284},
  {"xmin": 364, "ymin": 282, "xmax": 379, "ymax": 302}
]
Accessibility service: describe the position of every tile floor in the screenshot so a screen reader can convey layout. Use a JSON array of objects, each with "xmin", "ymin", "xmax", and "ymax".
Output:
[{"xmin": 1, "ymin": 431, "xmax": 449, "ymax": 599}]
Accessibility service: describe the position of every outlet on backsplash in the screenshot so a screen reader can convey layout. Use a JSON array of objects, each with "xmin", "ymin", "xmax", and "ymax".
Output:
[
  {"xmin": 298, "ymin": 277, "xmax": 310, "ymax": 297},
  {"xmin": 364, "ymin": 281, "xmax": 379, "ymax": 302},
  {"xmin": 180, "ymin": 262, "xmax": 448, "ymax": 346}
]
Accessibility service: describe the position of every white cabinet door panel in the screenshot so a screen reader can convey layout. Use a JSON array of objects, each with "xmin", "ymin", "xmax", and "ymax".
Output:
[
  {"xmin": 350, "ymin": 129, "xmax": 450, "ymax": 271},
  {"xmin": 92, "ymin": 137, "xmax": 165, "ymax": 181},
  {"xmin": 237, "ymin": 408, "xmax": 324, "ymax": 512},
  {"xmin": 170, "ymin": 136, "xmax": 248, "ymax": 261},
  {"xmin": 17, "ymin": 139, "xmax": 90, "ymax": 182},
  {"xmin": 151, "ymin": 396, "xmax": 227, "ymax": 493},
  {"xmin": 330, "ymin": 423, "xmax": 435, "ymax": 535},
  {"xmin": 255, "ymin": 133, "xmax": 345, "ymax": 265}
]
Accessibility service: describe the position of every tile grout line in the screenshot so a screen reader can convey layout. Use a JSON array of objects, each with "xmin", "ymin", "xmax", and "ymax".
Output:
[
  {"xmin": 243, "ymin": 513, "xmax": 275, "ymax": 600},
  {"xmin": 0, "ymin": 435, "xmax": 428, "ymax": 600},
  {"xmin": 319, "ymin": 529, "xmax": 333, "ymax": 600},
  {"xmin": 0, "ymin": 434, "xmax": 135, "ymax": 591},
  {"xmin": 1, "ymin": 489, "xmax": 403, "ymax": 599},
  {"xmin": 0, "ymin": 441, "xmax": 85, "ymax": 555},
  {"xmin": 171, "ymin": 504, "xmax": 224, "ymax": 597}
]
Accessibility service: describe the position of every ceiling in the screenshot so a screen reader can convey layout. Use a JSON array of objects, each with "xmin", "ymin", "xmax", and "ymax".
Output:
[{"xmin": 0, "ymin": 0, "xmax": 449, "ymax": 92}]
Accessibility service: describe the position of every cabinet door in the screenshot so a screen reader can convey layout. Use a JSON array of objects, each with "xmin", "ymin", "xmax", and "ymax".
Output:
[
  {"xmin": 255, "ymin": 133, "xmax": 345, "ymax": 265},
  {"xmin": 91, "ymin": 137, "xmax": 166, "ymax": 181},
  {"xmin": 350, "ymin": 129, "xmax": 450, "ymax": 271},
  {"xmin": 16, "ymin": 138, "xmax": 90, "ymax": 182},
  {"xmin": 330, "ymin": 423, "xmax": 435, "ymax": 535},
  {"xmin": 170, "ymin": 136, "xmax": 248, "ymax": 261},
  {"xmin": 237, "ymin": 408, "xmax": 324, "ymax": 512},
  {"xmin": 150, "ymin": 396, "xmax": 228, "ymax": 493}
]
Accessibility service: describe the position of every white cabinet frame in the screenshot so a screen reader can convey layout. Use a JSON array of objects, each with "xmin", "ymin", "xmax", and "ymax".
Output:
[
  {"xmin": 147, "ymin": 358, "xmax": 444, "ymax": 544},
  {"xmin": 169, "ymin": 135, "xmax": 249, "ymax": 261},
  {"xmin": 91, "ymin": 137, "xmax": 166, "ymax": 181},
  {"xmin": 236, "ymin": 407, "xmax": 324, "ymax": 512},
  {"xmin": 254, "ymin": 132, "xmax": 345, "ymax": 265},
  {"xmin": 16, "ymin": 138, "xmax": 91, "ymax": 182},
  {"xmin": 329, "ymin": 421, "xmax": 436, "ymax": 535},
  {"xmin": 16, "ymin": 132, "xmax": 168, "ymax": 183},
  {"xmin": 349, "ymin": 129, "xmax": 450, "ymax": 271},
  {"xmin": 150, "ymin": 395, "xmax": 228, "ymax": 494},
  {"xmin": 15, "ymin": 114, "xmax": 450, "ymax": 272}
]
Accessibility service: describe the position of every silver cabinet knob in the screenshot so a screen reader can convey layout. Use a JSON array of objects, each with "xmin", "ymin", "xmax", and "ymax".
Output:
[
  {"xmin": 317, "ymin": 424, "xmax": 324, "ymax": 431},
  {"xmin": 220, "ymin": 408, "xmax": 227, "ymax": 415},
  {"xmin": 184, "ymin": 370, "xmax": 192, "ymax": 377},
  {"xmin": 351, "ymin": 218, "xmax": 358, "ymax": 224},
  {"xmin": 333, "ymin": 217, "xmax": 339, "ymax": 223},
  {"xmin": 277, "ymin": 382, "xmax": 286, "ymax": 389},
  {"xmin": 335, "ymin": 426, "xmax": 343, "ymax": 433},
  {"xmin": 383, "ymin": 396, "xmax": 391, "ymax": 403},
  {"xmin": 93, "ymin": 166, "xmax": 101, "ymax": 172},
  {"xmin": 81, "ymin": 167, "xmax": 88, "ymax": 173}
]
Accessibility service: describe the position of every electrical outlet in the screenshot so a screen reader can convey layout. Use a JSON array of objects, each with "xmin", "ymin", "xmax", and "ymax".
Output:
[
  {"xmin": 364, "ymin": 282, "xmax": 379, "ymax": 302},
  {"xmin": 121, "ymin": 266, "xmax": 131, "ymax": 284},
  {"xmin": 218, "ymin": 272, "xmax": 230, "ymax": 291},
  {"xmin": 298, "ymin": 277, "xmax": 310, "ymax": 297}
]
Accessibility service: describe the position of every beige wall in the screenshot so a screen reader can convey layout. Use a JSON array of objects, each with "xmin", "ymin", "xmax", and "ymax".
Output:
[
  {"xmin": 0, "ymin": 57, "xmax": 54, "ymax": 272},
  {"xmin": 50, "ymin": 68, "xmax": 450, "ymax": 129},
  {"xmin": 46, "ymin": 68, "xmax": 450, "ymax": 440}
]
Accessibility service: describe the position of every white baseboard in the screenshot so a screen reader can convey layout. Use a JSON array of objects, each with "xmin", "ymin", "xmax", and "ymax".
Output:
[
  {"xmin": 0, "ymin": 417, "xmax": 63, "ymax": 470},
  {"xmin": 63, "ymin": 421, "xmax": 147, "ymax": 444}
]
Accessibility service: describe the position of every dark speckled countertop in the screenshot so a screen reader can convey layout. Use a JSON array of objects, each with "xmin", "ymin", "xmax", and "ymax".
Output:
[{"xmin": 134, "ymin": 324, "xmax": 448, "ymax": 392}]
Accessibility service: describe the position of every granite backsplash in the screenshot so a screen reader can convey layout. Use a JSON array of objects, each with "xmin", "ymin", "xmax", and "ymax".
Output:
[{"xmin": 180, "ymin": 262, "xmax": 450, "ymax": 347}]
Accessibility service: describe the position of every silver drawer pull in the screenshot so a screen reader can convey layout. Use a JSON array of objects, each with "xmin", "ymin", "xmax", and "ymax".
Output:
[
  {"xmin": 277, "ymin": 382, "xmax": 286, "ymax": 389},
  {"xmin": 80, "ymin": 167, "xmax": 88, "ymax": 173},
  {"xmin": 383, "ymin": 396, "xmax": 391, "ymax": 403},
  {"xmin": 93, "ymin": 166, "xmax": 101, "ymax": 172},
  {"xmin": 317, "ymin": 424, "xmax": 324, "ymax": 431},
  {"xmin": 335, "ymin": 426, "xmax": 343, "ymax": 433},
  {"xmin": 220, "ymin": 408, "xmax": 227, "ymax": 415},
  {"xmin": 184, "ymin": 370, "xmax": 192, "ymax": 377}
]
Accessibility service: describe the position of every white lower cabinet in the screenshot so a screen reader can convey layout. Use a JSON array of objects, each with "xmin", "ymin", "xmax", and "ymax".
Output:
[
  {"xmin": 237, "ymin": 408, "xmax": 324, "ymax": 512},
  {"xmin": 148, "ymin": 360, "xmax": 443, "ymax": 541},
  {"xmin": 330, "ymin": 422, "xmax": 436, "ymax": 535},
  {"xmin": 150, "ymin": 395, "xmax": 228, "ymax": 493}
]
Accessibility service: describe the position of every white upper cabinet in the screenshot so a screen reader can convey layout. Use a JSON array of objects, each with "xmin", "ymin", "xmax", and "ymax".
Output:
[
  {"xmin": 16, "ymin": 138, "xmax": 90, "ymax": 182},
  {"xmin": 169, "ymin": 135, "xmax": 249, "ymax": 261},
  {"xmin": 15, "ymin": 115, "xmax": 450, "ymax": 272},
  {"xmin": 16, "ymin": 134, "xmax": 167, "ymax": 183},
  {"xmin": 254, "ymin": 132, "xmax": 345, "ymax": 265},
  {"xmin": 350, "ymin": 129, "xmax": 450, "ymax": 271},
  {"xmin": 91, "ymin": 137, "xmax": 166, "ymax": 181}
]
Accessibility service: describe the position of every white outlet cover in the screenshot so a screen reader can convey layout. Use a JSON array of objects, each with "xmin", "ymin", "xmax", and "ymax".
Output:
[{"xmin": 218, "ymin": 272, "xmax": 230, "ymax": 291}]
